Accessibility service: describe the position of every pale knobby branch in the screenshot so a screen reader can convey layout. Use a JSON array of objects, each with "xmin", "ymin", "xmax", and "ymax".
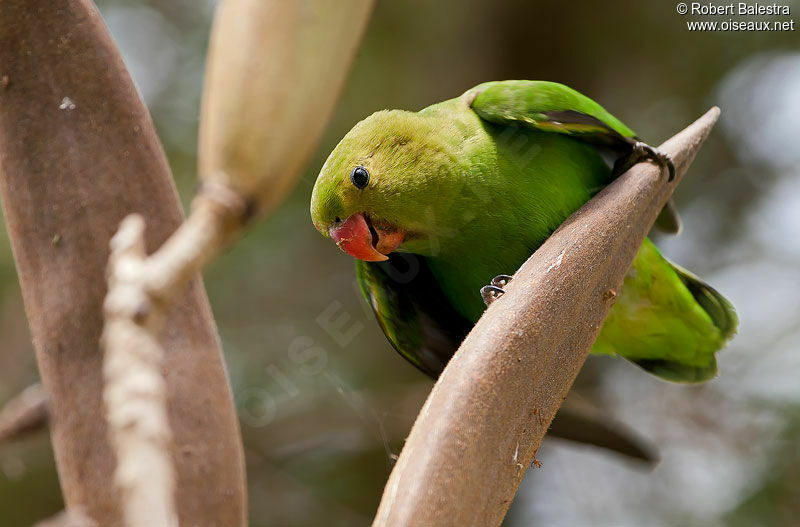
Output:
[{"xmin": 100, "ymin": 187, "xmax": 254, "ymax": 527}]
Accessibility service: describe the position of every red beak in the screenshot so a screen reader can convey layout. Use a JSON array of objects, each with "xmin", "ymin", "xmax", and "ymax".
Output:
[{"xmin": 329, "ymin": 213, "xmax": 404, "ymax": 262}]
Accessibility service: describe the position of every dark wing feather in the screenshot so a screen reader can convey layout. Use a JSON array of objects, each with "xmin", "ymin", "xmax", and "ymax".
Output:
[{"xmin": 355, "ymin": 253, "xmax": 471, "ymax": 378}]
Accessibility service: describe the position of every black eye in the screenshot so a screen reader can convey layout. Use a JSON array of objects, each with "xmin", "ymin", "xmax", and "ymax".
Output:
[{"xmin": 350, "ymin": 166, "xmax": 370, "ymax": 189}]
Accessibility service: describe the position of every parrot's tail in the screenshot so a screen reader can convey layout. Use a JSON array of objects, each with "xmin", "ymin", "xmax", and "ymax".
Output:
[
  {"xmin": 670, "ymin": 262, "xmax": 739, "ymax": 343},
  {"xmin": 630, "ymin": 261, "xmax": 739, "ymax": 383},
  {"xmin": 592, "ymin": 239, "xmax": 739, "ymax": 384}
]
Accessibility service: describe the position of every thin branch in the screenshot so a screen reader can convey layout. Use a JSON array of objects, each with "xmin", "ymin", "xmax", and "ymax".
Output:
[
  {"xmin": 549, "ymin": 392, "xmax": 657, "ymax": 463},
  {"xmin": 372, "ymin": 107, "xmax": 721, "ymax": 527},
  {"xmin": 34, "ymin": 509, "xmax": 97, "ymax": 527},
  {"xmin": 0, "ymin": 383, "xmax": 48, "ymax": 443}
]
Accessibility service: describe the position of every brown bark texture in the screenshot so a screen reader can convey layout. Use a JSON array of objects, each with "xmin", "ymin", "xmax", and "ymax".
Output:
[
  {"xmin": 372, "ymin": 108, "xmax": 721, "ymax": 527},
  {"xmin": 0, "ymin": 1, "xmax": 246, "ymax": 525}
]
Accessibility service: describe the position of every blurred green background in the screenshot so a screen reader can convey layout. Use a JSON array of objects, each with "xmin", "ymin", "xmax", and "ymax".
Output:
[{"xmin": 2, "ymin": 0, "xmax": 800, "ymax": 525}]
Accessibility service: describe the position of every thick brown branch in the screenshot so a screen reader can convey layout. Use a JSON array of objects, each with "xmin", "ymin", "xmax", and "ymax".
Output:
[
  {"xmin": 0, "ymin": 1, "xmax": 246, "ymax": 525},
  {"xmin": 372, "ymin": 108, "xmax": 721, "ymax": 527}
]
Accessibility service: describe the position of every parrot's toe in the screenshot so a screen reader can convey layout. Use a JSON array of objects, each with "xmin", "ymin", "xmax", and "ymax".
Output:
[
  {"xmin": 634, "ymin": 142, "xmax": 676, "ymax": 182},
  {"xmin": 491, "ymin": 274, "xmax": 514, "ymax": 288},
  {"xmin": 481, "ymin": 284, "xmax": 506, "ymax": 306},
  {"xmin": 613, "ymin": 142, "xmax": 676, "ymax": 182}
]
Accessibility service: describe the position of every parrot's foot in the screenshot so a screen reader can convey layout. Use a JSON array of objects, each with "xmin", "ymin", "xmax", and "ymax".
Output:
[
  {"xmin": 491, "ymin": 274, "xmax": 514, "ymax": 287},
  {"xmin": 614, "ymin": 142, "xmax": 676, "ymax": 182},
  {"xmin": 480, "ymin": 275, "xmax": 514, "ymax": 306}
]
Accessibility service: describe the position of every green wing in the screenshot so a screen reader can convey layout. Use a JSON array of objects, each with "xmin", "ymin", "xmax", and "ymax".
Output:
[
  {"xmin": 465, "ymin": 80, "xmax": 637, "ymax": 148},
  {"xmin": 467, "ymin": 80, "xmax": 681, "ymax": 233}
]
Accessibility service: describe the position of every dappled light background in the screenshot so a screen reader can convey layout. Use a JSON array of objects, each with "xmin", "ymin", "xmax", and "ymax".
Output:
[{"xmin": 0, "ymin": 1, "xmax": 798, "ymax": 525}]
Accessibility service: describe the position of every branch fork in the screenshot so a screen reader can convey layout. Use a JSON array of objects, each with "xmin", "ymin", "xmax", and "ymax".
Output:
[{"xmin": 100, "ymin": 195, "xmax": 246, "ymax": 527}]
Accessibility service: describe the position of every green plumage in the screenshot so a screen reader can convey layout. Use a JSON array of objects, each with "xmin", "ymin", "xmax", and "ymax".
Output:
[{"xmin": 311, "ymin": 80, "xmax": 738, "ymax": 382}]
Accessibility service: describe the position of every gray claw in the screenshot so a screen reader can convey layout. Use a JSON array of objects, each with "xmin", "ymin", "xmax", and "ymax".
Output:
[{"xmin": 481, "ymin": 285, "xmax": 505, "ymax": 306}]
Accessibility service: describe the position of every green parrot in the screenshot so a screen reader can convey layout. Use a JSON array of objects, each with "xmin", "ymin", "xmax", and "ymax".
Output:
[{"xmin": 310, "ymin": 80, "xmax": 738, "ymax": 384}]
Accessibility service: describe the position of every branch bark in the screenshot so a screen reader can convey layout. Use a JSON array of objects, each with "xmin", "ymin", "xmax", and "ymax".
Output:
[
  {"xmin": 372, "ymin": 108, "xmax": 721, "ymax": 526},
  {"xmin": 0, "ymin": 1, "xmax": 246, "ymax": 525}
]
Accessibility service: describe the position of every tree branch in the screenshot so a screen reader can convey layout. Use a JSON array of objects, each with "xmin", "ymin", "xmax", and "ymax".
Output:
[
  {"xmin": 372, "ymin": 107, "xmax": 721, "ymax": 527},
  {"xmin": 0, "ymin": 1, "xmax": 246, "ymax": 524},
  {"xmin": 34, "ymin": 509, "xmax": 97, "ymax": 527},
  {"xmin": 0, "ymin": 383, "xmax": 48, "ymax": 443},
  {"xmin": 99, "ymin": 1, "xmax": 373, "ymax": 525}
]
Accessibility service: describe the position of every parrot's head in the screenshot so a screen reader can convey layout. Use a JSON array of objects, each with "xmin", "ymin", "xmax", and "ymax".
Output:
[{"xmin": 311, "ymin": 109, "xmax": 465, "ymax": 261}]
